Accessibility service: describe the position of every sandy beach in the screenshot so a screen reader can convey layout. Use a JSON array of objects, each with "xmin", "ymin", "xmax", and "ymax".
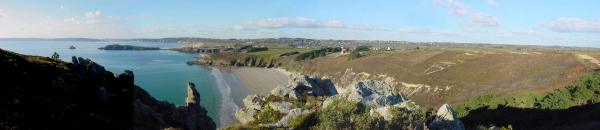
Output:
[{"xmin": 230, "ymin": 67, "xmax": 291, "ymax": 95}]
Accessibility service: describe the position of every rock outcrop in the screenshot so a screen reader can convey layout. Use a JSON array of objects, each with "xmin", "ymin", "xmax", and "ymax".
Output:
[
  {"xmin": 344, "ymin": 80, "xmax": 409, "ymax": 108},
  {"xmin": 235, "ymin": 108, "xmax": 258, "ymax": 124},
  {"xmin": 0, "ymin": 48, "xmax": 215, "ymax": 130},
  {"xmin": 428, "ymin": 104, "xmax": 465, "ymax": 130},
  {"xmin": 134, "ymin": 81, "xmax": 216, "ymax": 130},
  {"xmin": 270, "ymin": 74, "xmax": 337, "ymax": 100},
  {"xmin": 234, "ymin": 72, "xmax": 421, "ymax": 128}
]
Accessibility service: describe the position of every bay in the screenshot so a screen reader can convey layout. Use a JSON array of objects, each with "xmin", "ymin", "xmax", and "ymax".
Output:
[{"xmin": 0, "ymin": 41, "xmax": 234, "ymax": 127}]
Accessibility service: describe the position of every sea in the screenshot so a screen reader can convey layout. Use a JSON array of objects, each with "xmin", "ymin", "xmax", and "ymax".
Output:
[{"xmin": 0, "ymin": 40, "xmax": 246, "ymax": 127}]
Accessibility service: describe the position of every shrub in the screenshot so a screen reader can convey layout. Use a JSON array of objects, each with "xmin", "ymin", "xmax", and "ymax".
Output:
[
  {"xmin": 313, "ymin": 99, "xmax": 364, "ymax": 129},
  {"xmin": 51, "ymin": 52, "xmax": 60, "ymax": 60},
  {"xmin": 254, "ymin": 105, "xmax": 284, "ymax": 124},
  {"xmin": 245, "ymin": 47, "xmax": 269, "ymax": 53},
  {"xmin": 295, "ymin": 47, "xmax": 340, "ymax": 61},
  {"xmin": 353, "ymin": 111, "xmax": 385, "ymax": 130},
  {"xmin": 386, "ymin": 107, "xmax": 427, "ymax": 129},
  {"xmin": 347, "ymin": 50, "xmax": 361, "ymax": 60},
  {"xmin": 355, "ymin": 45, "xmax": 371, "ymax": 52},
  {"xmin": 288, "ymin": 113, "xmax": 317, "ymax": 129}
]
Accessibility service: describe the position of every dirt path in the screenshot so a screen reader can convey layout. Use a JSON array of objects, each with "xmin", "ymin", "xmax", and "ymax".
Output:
[{"xmin": 576, "ymin": 54, "xmax": 600, "ymax": 67}]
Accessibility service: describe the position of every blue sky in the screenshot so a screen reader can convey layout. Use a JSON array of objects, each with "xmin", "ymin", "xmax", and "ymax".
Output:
[{"xmin": 0, "ymin": 0, "xmax": 599, "ymax": 47}]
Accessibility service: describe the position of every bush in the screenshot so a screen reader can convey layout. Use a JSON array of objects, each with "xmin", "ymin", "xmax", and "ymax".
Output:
[
  {"xmin": 254, "ymin": 105, "xmax": 284, "ymax": 124},
  {"xmin": 353, "ymin": 111, "xmax": 385, "ymax": 130},
  {"xmin": 386, "ymin": 107, "xmax": 428, "ymax": 129},
  {"xmin": 245, "ymin": 47, "xmax": 269, "ymax": 53},
  {"xmin": 456, "ymin": 73, "xmax": 600, "ymax": 128},
  {"xmin": 288, "ymin": 113, "xmax": 317, "ymax": 129},
  {"xmin": 313, "ymin": 99, "xmax": 362, "ymax": 129},
  {"xmin": 347, "ymin": 50, "xmax": 361, "ymax": 60},
  {"xmin": 355, "ymin": 45, "xmax": 371, "ymax": 52},
  {"xmin": 51, "ymin": 52, "xmax": 60, "ymax": 60},
  {"xmin": 295, "ymin": 47, "xmax": 340, "ymax": 61}
]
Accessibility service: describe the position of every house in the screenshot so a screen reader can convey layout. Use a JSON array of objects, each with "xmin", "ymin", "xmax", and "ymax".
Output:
[{"xmin": 340, "ymin": 47, "xmax": 348, "ymax": 55}]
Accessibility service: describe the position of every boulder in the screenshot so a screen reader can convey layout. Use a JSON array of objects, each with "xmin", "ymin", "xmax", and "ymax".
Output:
[
  {"xmin": 274, "ymin": 108, "xmax": 312, "ymax": 126},
  {"xmin": 235, "ymin": 108, "xmax": 258, "ymax": 124},
  {"xmin": 370, "ymin": 101, "xmax": 420, "ymax": 121},
  {"xmin": 270, "ymin": 74, "xmax": 337, "ymax": 100},
  {"xmin": 268, "ymin": 101, "xmax": 293, "ymax": 113},
  {"xmin": 243, "ymin": 94, "xmax": 264, "ymax": 110},
  {"xmin": 346, "ymin": 80, "xmax": 407, "ymax": 108},
  {"xmin": 428, "ymin": 104, "xmax": 465, "ymax": 130}
]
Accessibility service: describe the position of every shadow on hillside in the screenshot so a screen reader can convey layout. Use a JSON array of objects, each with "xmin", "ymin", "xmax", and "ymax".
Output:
[{"xmin": 461, "ymin": 103, "xmax": 600, "ymax": 130}]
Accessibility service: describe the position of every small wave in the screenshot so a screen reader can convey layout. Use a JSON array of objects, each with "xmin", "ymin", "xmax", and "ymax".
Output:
[{"xmin": 210, "ymin": 67, "xmax": 241, "ymax": 127}]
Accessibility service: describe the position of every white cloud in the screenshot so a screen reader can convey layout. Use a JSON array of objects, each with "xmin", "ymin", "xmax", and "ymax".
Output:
[
  {"xmin": 85, "ymin": 11, "xmax": 102, "ymax": 19},
  {"xmin": 433, "ymin": 0, "xmax": 470, "ymax": 15},
  {"xmin": 468, "ymin": 13, "xmax": 500, "ymax": 27},
  {"xmin": 433, "ymin": 0, "xmax": 501, "ymax": 27},
  {"xmin": 235, "ymin": 17, "xmax": 377, "ymax": 30},
  {"xmin": 0, "ymin": 9, "xmax": 6, "ymax": 18},
  {"xmin": 65, "ymin": 10, "xmax": 119, "ymax": 25},
  {"xmin": 545, "ymin": 17, "xmax": 600, "ymax": 33}
]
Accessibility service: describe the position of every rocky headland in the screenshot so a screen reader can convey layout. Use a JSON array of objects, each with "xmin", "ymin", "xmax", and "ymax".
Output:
[
  {"xmin": 230, "ymin": 73, "xmax": 465, "ymax": 130},
  {"xmin": 0, "ymin": 48, "xmax": 215, "ymax": 129},
  {"xmin": 98, "ymin": 44, "xmax": 160, "ymax": 50}
]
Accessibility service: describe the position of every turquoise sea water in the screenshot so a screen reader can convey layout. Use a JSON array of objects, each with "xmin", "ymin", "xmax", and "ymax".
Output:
[{"xmin": 0, "ymin": 41, "xmax": 231, "ymax": 126}]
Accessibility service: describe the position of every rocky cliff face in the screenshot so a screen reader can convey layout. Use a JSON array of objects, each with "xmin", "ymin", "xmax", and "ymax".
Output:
[{"xmin": 0, "ymin": 48, "xmax": 215, "ymax": 130}]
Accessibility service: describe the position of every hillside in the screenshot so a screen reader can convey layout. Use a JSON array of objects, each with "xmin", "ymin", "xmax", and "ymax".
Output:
[
  {"xmin": 191, "ymin": 45, "xmax": 600, "ymax": 108},
  {"xmin": 0, "ymin": 48, "xmax": 215, "ymax": 129},
  {"xmin": 288, "ymin": 48, "xmax": 597, "ymax": 107}
]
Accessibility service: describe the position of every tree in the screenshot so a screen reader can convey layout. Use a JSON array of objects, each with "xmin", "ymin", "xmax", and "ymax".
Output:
[{"xmin": 51, "ymin": 52, "xmax": 60, "ymax": 60}]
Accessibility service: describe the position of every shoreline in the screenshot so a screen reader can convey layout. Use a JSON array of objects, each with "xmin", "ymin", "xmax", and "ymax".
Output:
[{"xmin": 209, "ymin": 66, "xmax": 290, "ymax": 128}]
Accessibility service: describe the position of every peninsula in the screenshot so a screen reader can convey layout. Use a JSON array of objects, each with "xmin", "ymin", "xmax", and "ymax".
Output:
[{"xmin": 99, "ymin": 44, "xmax": 160, "ymax": 50}]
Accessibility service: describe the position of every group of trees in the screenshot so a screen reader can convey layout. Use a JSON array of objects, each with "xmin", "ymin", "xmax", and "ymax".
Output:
[
  {"xmin": 295, "ymin": 47, "xmax": 341, "ymax": 61},
  {"xmin": 346, "ymin": 45, "xmax": 371, "ymax": 60}
]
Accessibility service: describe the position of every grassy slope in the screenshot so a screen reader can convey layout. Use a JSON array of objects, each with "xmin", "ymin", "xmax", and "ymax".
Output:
[{"xmin": 285, "ymin": 48, "xmax": 593, "ymax": 108}]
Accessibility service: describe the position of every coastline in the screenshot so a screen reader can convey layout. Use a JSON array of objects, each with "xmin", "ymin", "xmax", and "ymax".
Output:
[{"xmin": 209, "ymin": 66, "xmax": 290, "ymax": 128}]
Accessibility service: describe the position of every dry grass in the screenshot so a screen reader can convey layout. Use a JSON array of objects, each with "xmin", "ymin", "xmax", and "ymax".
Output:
[{"xmin": 284, "ymin": 48, "xmax": 596, "ymax": 108}]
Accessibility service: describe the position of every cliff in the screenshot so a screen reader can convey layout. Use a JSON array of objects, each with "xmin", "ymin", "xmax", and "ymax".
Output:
[{"xmin": 0, "ymin": 48, "xmax": 215, "ymax": 130}]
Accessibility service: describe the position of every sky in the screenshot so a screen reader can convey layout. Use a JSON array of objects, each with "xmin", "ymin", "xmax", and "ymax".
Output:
[{"xmin": 0, "ymin": 0, "xmax": 599, "ymax": 47}]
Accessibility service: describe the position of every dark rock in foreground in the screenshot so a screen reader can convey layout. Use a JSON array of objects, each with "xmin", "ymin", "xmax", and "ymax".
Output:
[
  {"xmin": 134, "ymin": 82, "xmax": 216, "ymax": 130},
  {"xmin": 0, "ymin": 48, "xmax": 215, "ymax": 130}
]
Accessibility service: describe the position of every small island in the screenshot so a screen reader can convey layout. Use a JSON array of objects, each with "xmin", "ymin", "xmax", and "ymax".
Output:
[
  {"xmin": 98, "ymin": 44, "xmax": 160, "ymax": 50},
  {"xmin": 69, "ymin": 45, "xmax": 76, "ymax": 49}
]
